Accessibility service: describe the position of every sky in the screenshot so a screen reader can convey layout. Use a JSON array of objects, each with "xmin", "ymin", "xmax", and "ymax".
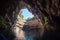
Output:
[{"xmin": 21, "ymin": 8, "xmax": 34, "ymax": 20}]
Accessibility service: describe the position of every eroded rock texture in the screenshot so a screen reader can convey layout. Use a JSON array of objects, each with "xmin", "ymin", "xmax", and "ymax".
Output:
[{"xmin": 0, "ymin": 0, "xmax": 59, "ymax": 40}]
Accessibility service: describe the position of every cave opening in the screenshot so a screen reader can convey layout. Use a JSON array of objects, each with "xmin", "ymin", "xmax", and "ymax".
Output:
[
  {"xmin": 0, "ymin": 1, "xmax": 44, "ymax": 40},
  {"xmin": 15, "ymin": 8, "xmax": 41, "ymax": 40},
  {"xmin": 21, "ymin": 8, "xmax": 34, "ymax": 20},
  {"xmin": 0, "ymin": 3, "xmax": 42, "ymax": 40}
]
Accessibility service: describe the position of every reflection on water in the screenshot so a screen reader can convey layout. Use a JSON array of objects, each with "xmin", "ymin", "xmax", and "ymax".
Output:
[
  {"xmin": 25, "ymin": 32, "xmax": 34, "ymax": 40},
  {"xmin": 13, "ymin": 26, "xmax": 41, "ymax": 40},
  {"xmin": 24, "ymin": 28, "xmax": 41, "ymax": 40},
  {"xmin": 25, "ymin": 35, "xmax": 34, "ymax": 40}
]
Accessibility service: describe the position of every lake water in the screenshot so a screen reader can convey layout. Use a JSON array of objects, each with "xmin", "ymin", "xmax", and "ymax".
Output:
[{"xmin": 13, "ymin": 26, "xmax": 41, "ymax": 40}]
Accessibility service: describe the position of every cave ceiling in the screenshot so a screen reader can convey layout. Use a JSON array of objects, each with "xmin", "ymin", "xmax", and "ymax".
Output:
[{"xmin": 0, "ymin": 0, "xmax": 59, "ymax": 29}]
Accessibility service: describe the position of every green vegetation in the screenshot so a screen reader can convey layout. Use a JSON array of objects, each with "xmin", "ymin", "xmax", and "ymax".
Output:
[
  {"xmin": 0, "ymin": 16, "xmax": 8, "ymax": 29},
  {"xmin": 19, "ymin": 11, "xmax": 24, "ymax": 19},
  {"xmin": 26, "ymin": 17, "xmax": 34, "ymax": 21},
  {"xmin": 44, "ymin": 16, "xmax": 49, "ymax": 26}
]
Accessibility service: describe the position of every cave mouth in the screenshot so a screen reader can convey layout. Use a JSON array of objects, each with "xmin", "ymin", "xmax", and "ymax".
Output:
[
  {"xmin": 16, "ymin": 7, "xmax": 36, "ymax": 27},
  {"xmin": 14, "ymin": 8, "xmax": 42, "ymax": 40},
  {"xmin": 21, "ymin": 8, "xmax": 34, "ymax": 20},
  {"xmin": 17, "ymin": 7, "xmax": 39, "ymax": 27}
]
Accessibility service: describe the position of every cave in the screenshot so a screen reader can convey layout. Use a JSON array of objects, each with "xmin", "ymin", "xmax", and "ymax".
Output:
[{"xmin": 0, "ymin": 0, "xmax": 59, "ymax": 40}]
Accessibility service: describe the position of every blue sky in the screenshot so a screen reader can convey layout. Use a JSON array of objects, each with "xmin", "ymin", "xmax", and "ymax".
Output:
[{"xmin": 21, "ymin": 8, "xmax": 34, "ymax": 19}]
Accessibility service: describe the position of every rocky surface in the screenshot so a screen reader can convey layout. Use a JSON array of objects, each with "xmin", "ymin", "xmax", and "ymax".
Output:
[{"xmin": 0, "ymin": 0, "xmax": 59, "ymax": 40}]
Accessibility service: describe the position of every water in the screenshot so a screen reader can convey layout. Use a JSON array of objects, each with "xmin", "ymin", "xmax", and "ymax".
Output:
[
  {"xmin": 25, "ymin": 32, "xmax": 34, "ymax": 40},
  {"xmin": 13, "ymin": 26, "xmax": 41, "ymax": 40},
  {"xmin": 24, "ymin": 28, "xmax": 42, "ymax": 40},
  {"xmin": 0, "ymin": 33, "xmax": 8, "ymax": 40}
]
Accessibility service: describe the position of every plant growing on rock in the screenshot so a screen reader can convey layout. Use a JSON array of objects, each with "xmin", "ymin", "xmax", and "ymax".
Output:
[{"xmin": 0, "ymin": 16, "xmax": 8, "ymax": 29}]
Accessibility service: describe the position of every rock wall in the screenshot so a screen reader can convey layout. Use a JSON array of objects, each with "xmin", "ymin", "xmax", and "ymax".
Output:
[
  {"xmin": 0, "ymin": 0, "xmax": 59, "ymax": 40},
  {"xmin": 0, "ymin": 0, "xmax": 59, "ymax": 29}
]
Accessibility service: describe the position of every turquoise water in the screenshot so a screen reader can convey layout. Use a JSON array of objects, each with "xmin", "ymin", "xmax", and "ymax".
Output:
[
  {"xmin": 25, "ymin": 34, "xmax": 34, "ymax": 40},
  {"xmin": 25, "ymin": 36, "xmax": 34, "ymax": 40}
]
